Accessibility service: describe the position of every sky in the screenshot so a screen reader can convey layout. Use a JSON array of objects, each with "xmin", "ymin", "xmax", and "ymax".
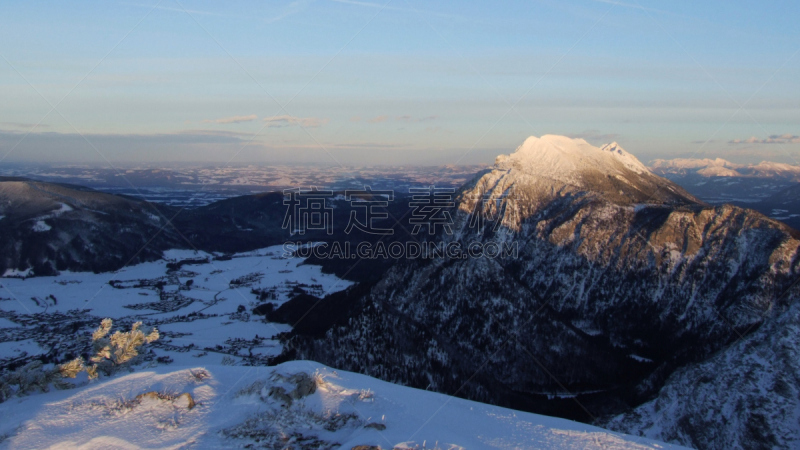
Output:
[{"xmin": 0, "ymin": 0, "xmax": 798, "ymax": 166}]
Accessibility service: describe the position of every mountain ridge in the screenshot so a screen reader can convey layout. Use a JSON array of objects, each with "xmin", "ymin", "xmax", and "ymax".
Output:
[
  {"xmin": 0, "ymin": 178, "xmax": 183, "ymax": 276},
  {"xmin": 291, "ymin": 136, "xmax": 800, "ymax": 448}
]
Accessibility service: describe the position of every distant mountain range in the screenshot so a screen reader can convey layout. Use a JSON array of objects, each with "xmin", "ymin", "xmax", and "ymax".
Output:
[
  {"xmin": 650, "ymin": 157, "xmax": 800, "ymax": 179},
  {"xmin": 0, "ymin": 164, "xmax": 485, "ymax": 207},
  {"xmin": 648, "ymin": 157, "xmax": 800, "ymax": 230}
]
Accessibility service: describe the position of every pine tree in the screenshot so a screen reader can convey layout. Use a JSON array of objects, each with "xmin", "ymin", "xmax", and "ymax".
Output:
[{"xmin": 60, "ymin": 319, "xmax": 159, "ymax": 380}]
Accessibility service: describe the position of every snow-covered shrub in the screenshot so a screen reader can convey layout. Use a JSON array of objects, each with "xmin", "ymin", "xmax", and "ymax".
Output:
[
  {"xmin": 188, "ymin": 368, "xmax": 210, "ymax": 383},
  {"xmin": 60, "ymin": 318, "xmax": 159, "ymax": 380},
  {"xmin": 223, "ymin": 371, "xmax": 363, "ymax": 448},
  {"xmin": 312, "ymin": 369, "xmax": 327, "ymax": 389},
  {"xmin": 357, "ymin": 388, "xmax": 374, "ymax": 402},
  {"xmin": 58, "ymin": 357, "xmax": 85, "ymax": 378},
  {"xmin": 0, "ymin": 361, "xmax": 71, "ymax": 403},
  {"xmin": 0, "ymin": 318, "xmax": 158, "ymax": 403}
]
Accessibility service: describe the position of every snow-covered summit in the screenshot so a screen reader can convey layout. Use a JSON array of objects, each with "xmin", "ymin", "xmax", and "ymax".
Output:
[
  {"xmin": 494, "ymin": 135, "xmax": 650, "ymax": 183},
  {"xmin": 468, "ymin": 135, "xmax": 697, "ymax": 221}
]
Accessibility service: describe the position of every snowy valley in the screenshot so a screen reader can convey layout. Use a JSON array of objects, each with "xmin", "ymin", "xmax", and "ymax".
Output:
[{"xmin": 0, "ymin": 246, "xmax": 348, "ymax": 370}]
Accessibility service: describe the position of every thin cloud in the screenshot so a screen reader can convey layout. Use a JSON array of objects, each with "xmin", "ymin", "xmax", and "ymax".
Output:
[
  {"xmin": 121, "ymin": 2, "xmax": 245, "ymax": 19},
  {"xmin": 262, "ymin": 141, "xmax": 406, "ymax": 149},
  {"xmin": 176, "ymin": 129, "xmax": 255, "ymax": 138},
  {"xmin": 424, "ymin": 126, "xmax": 449, "ymax": 134},
  {"xmin": 366, "ymin": 115, "xmax": 389, "ymax": 123},
  {"xmin": 588, "ymin": 0, "xmax": 671, "ymax": 15},
  {"xmin": 1, "ymin": 122, "xmax": 49, "ymax": 129},
  {"xmin": 331, "ymin": 142, "xmax": 405, "ymax": 149},
  {"xmin": 567, "ymin": 130, "xmax": 620, "ymax": 142},
  {"xmin": 0, "ymin": 128, "xmax": 260, "ymax": 163},
  {"xmin": 203, "ymin": 114, "xmax": 258, "ymax": 124},
  {"xmin": 329, "ymin": 0, "xmax": 466, "ymax": 20},
  {"xmin": 364, "ymin": 115, "xmax": 437, "ymax": 124},
  {"xmin": 265, "ymin": 0, "xmax": 311, "ymax": 24},
  {"xmin": 263, "ymin": 115, "xmax": 329, "ymax": 128},
  {"xmin": 395, "ymin": 115, "xmax": 438, "ymax": 123},
  {"xmin": 729, "ymin": 134, "xmax": 800, "ymax": 145},
  {"xmin": 121, "ymin": 1, "xmax": 308, "ymax": 24}
]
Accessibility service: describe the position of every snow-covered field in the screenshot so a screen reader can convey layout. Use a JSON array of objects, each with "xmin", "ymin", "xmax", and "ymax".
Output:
[
  {"xmin": 0, "ymin": 246, "xmax": 350, "ymax": 368},
  {"xmin": 0, "ymin": 361, "xmax": 683, "ymax": 449}
]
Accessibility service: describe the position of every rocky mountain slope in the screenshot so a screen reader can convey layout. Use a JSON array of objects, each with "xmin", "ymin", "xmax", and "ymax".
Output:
[
  {"xmin": 604, "ymin": 299, "xmax": 800, "ymax": 449},
  {"xmin": 291, "ymin": 136, "xmax": 800, "ymax": 447}
]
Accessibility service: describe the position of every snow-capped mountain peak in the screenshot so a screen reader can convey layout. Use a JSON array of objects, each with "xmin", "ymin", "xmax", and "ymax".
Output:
[
  {"xmin": 473, "ymin": 136, "xmax": 697, "ymax": 221},
  {"xmin": 599, "ymin": 141, "xmax": 649, "ymax": 174},
  {"xmin": 495, "ymin": 135, "xmax": 650, "ymax": 183}
]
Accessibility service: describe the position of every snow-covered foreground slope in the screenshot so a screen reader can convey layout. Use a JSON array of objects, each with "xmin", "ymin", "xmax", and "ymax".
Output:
[{"xmin": 0, "ymin": 361, "xmax": 683, "ymax": 449}]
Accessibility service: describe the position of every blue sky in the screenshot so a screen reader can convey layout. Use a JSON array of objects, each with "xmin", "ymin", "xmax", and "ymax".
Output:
[{"xmin": 1, "ymin": 0, "xmax": 798, "ymax": 165}]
